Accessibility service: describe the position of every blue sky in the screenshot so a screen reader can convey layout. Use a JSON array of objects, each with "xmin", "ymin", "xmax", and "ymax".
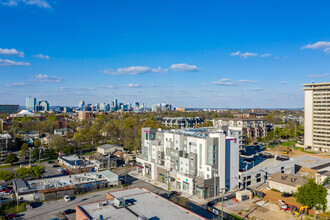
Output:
[{"xmin": 1, "ymin": 0, "xmax": 330, "ymax": 108}]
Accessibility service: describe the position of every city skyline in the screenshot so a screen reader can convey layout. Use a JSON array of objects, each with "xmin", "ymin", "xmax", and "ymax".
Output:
[{"xmin": 1, "ymin": 0, "xmax": 330, "ymax": 108}]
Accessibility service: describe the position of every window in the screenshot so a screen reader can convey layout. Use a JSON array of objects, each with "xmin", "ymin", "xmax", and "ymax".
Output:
[
  {"xmin": 256, "ymin": 178, "xmax": 261, "ymax": 183},
  {"xmin": 207, "ymin": 174, "xmax": 210, "ymax": 179},
  {"xmin": 247, "ymin": 181, "xmax": 251, "ymax": 186},
  {"xmin": 183, "ymin": 181, "xmax": 189, "ymax": 192},
  {"xmin": 207, "ymin": 167, "xmax": 210, "ymax": 171}
]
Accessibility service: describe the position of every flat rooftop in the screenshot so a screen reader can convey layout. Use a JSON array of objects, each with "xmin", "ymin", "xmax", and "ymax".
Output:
[
  {"xmin": 16, "ymin": 171, "xmax": 117, "ymax": 193},
  {"xmin": 77, "ymin": 188, "xmax": 205, "ymax": 220},
  {"xmin": 161, "ymin": 127, "xmax": 226, "ymax": 138}
]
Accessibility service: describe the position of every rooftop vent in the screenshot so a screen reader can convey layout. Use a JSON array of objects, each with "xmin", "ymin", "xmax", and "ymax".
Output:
[
  {"xmin": 291, "ymin": 178, "xmax": 296, "ymax": 183},
  {"xmin": 114, "ymin": 197, "xmax": 125, "ymax": 207},
  {"xmin": 138, "ymin": 215, "xmax": 148, "ymax": 220},
  {"xmin": 281, "ymin": 176, "xmax": 287, "ymax": 180}
]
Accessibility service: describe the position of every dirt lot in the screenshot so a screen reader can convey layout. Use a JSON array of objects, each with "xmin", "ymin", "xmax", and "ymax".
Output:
[
  {"xmin": 221, "ymin": 198, "xmax": 296, "ymax": 220},
  {"xmin": 261, "ymin": 189, "xmax": 303, "ymax": 207},
  {"xmin": 267, "ymin": 145, "xmax": 330, "ymax": 159}
]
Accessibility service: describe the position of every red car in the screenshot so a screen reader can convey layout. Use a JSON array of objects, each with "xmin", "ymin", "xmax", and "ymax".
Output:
[
  {"xmin": 3, "ymin": 213, "xmax": 18, "ymax": 219},
  {"xmin": 0, "ymin": 188, "xmax": 13, "ymax": 193}
]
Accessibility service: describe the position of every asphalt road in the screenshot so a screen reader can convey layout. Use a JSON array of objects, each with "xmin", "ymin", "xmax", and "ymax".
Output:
[{"xmin": 20, "ymin": 175, "xmax": 216, "ymax": 220}]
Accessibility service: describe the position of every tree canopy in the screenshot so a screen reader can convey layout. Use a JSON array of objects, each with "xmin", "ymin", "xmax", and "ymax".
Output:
[{"xmin": 296, "ymin": 179, "xmax": 327, "ymax": 210}]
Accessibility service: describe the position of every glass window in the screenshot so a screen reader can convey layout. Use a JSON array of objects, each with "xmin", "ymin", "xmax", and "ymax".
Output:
[{"xmin": 183, "ymin": 181, "xmax": 189, "ymax": 192}]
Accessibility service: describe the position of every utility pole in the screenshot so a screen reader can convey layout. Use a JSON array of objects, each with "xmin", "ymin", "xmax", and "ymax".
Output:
[
  {"xmin": 167, "ymin": 170, "xmax": 170, "ymax": 199},
  {"xmin": 221, "ymin": 188, "xmax": 224, "ymax": 220},
  {"xmin": 213, "ymin": 168, "xmax": 217, "ymax": 201},
  {"xmin": 107, "ymin": 154, "xmax": 110, "ymax": 170},
  {"xmin": 39, "ymin": 148, "xmax": 41, "ymax": 164},
  {"xmin": 29, "ymin": 148, "xmax": 31, "ymax": 167}
]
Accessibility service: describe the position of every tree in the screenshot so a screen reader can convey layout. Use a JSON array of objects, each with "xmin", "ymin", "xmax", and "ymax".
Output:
[
  {"xmin": 0, "ymin": 170, "xmax": 15, "ymax": 182},
  {"xmin": 49, "ymin": 136, "xmax": 67, "ymax": 151},
  {"xmin": 296, "ymin": 179, "xmax": 327, "ymax": 210},
  {"xmin": 20, "ymin": 143, "xmax": 29, "ymax": 161},
  {"xmin": 34, "ymin": 140, "xmax": 41, "ymax": 147},
  {"xmin": 31, "ymin": 147, "xmax": 41, "ymax": 161},
  {"xmin": 4, "ymin": 153, "xmax": 19, "ymax": 165},
  {"xmin": 31, "ymin": 165, "xmax": 45, "ymax": 177}
]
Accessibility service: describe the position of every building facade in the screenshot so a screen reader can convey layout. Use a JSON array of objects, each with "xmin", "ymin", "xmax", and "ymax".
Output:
[
  {"xmin": 136, "ymin": 127, "xmax": 240, "ymax": 199},
  {"xmin": 303, "ymin": 82, "xmax": 330, "ymax": 152},
  {"xmin": 162, "ymin": 117, "xmax": 204, "ymax": 128},
  {"xmin": 213, "ymin": 118, "xmax": 267, "ymax": 143},
  {"xmin": 25, "ymin": 97, "xmax": 36, "ymax": 112},
  {"xmin": 0, "ymin": 105, "xmax": 19, "ymax": 114}
]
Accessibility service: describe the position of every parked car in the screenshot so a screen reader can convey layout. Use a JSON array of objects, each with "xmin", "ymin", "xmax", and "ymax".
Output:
[
  {"xmin": 64, "ymin": 195, "xmax": 70, "ymax": 202},
  {"xmin": 63, "ymin": 209, "xmax": 76, "ymax": 214},
  {"xmin": 29, "ymin": 202, "xmax": 42, "ymax": 208},
  {"xmin": 3, "ymin": 213, "xmax": 18, "ymax": 219},
  {"xmin": 47, "ymin": 161, "xmax": 55, "ymax": 164},
  {"xmin": 281, "ymin": 193, "xmax": 292, "ymax": 198},
  {"xmin": 170, "ymin": 191, "xmax": 182, "ymax": 196},
  {"xmin": 0, "ymin": 185, "xmax": 8, "ymax": 191},
  {"xmin": 62, "ymin": 170, "xmax": 69, "ymax": 175},
  {"xmin": 52, "ymin": 164, "xmax": 60, "ymax": 168}
]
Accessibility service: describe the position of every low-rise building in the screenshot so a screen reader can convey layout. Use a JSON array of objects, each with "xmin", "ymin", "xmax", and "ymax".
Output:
[
  {"xmin": 97, "ymin": 144, "xmax": 124, "ymax": 155},
  {"xmin": 76, "ymin": 188, "xmax": 206, "ymax": 220},
  {"xmin": 58, "ymin": 155, "xmax": 94, "ymax": 171},
  {"xmin": 54, "ymin": 128, "xmax": 73, "ymax": 136},
  {"xmin": 315, "ymin": 170, "xmax": 330, "ymax": 185},
  {"xmin": 238, "ymin": 155, "xmax": 295, "ymax": 189},
  {"xmin": 268, "ymin": 173, "xmax": 308, "ymax": 194},
  {"xmin": 13, "ymin": 170, "xmax": 119, "ymax": 201}
]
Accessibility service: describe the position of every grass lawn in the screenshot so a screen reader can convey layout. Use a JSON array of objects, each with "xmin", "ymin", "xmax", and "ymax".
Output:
[{"xmin": 1, "ymin": 203, "xmax": 26, "ymax": 215}]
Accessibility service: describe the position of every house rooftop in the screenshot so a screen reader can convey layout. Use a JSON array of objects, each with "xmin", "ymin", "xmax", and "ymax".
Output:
[
  {"xmin": 77, "ymin": 188, "xmax": 205, "ymax": 220},
  {"xmin": 97, "ymin": 144, "xmax": 123, "ymax": 150},
  {"xmin": 269, "ymin": 173, "xmax": 308, "ymax": 187}
]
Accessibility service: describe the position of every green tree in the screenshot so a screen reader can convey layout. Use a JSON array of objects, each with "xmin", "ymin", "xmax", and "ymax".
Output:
[
  {"xmin": 31, "ymin": 147, "xmax": 41, "ymax": 161},
  {"xmin": 296, "ymin": 179, "xmax": 327, "ymax": 210},
  {"xmin": 0, "ymin": 170, "xmax": 15, "ymax": 182},
  {"xmin": 31, "ymin": 165, "xmax": 45, "ymax": 177},
  {"xmin": 20, "ymin": 143, "xmax": 29, "ymax": 161},
  {"xmin": 34, "ymin": 140, "xmax": 41, "ymax": 147},
  {"xmin": 49, "ymin": 136, "xmax": 67, "ymax": 151},
  {"xmin": 4, "ymin": 153, "xmax": 19, "ymax": 165},
  {"xmin": 16, "ymin": 167, "xmax": 30, "ymax": 179}
]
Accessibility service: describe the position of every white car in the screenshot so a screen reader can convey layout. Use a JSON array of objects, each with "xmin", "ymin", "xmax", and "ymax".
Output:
[{"xmin": 64, "ymin": 195, "xmax": 70, "ymax": 202}]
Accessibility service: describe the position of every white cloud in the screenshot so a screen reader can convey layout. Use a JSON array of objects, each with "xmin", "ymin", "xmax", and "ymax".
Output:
[
  {"xmin": 4, "ymin": 82, "xmax": 28, "ymax": 87},
  {"xmin": 250, "ymin": 88, "xmax": 263, "ymax": 91},
  {"xmin": 169, "ymin": 63, "xmax": 200, "ymax": 72},
  {"xmin": 308, "ymin": 73, "xmax": 330, "ymax": 78},
  {"xmin": 31, "ymin": 74, "xmax": 63, "ymax": 83},
  {"xmin": 0, "ymin": 48, "xmax": 24, "ymax": 57},
  {"xmin": 0, "ymin": 0, "xmax": 51, "ymax": 8},
  {"xmin": 213, "ymin": 78, "xmax": 258, "ymax": 86},
  {"xmin": 151, "ymin": 67, "xmax": 168, "ymax": 73},
  {"xmin": 33, "ymin": 54, "xmax": 50, "ymax": 59},
  {"xmin": 260, "ymin": 53, "xmax": 272, "ymax": 58},
  {"xmin": 280, "ymin": 81, "xmax": 288, "ymax": 84},
  {"xmin": 302, "ymin": 41, "xmax": 330, "ymax": 53},
  {"xmin": 0, "ymin": 59, "xmax": 30, "ymax": 66},
  {"xmin": 99, "ymin": 85, "xmax": 116, "ymax": 89},
  {"xmin": 230, "ymin": 51, "xmax": 258, "ymax": 58},
  {"xmin": 125, "ymin": 83, "xmax": 141, "ymax": 88},
  {"xmin": 237, "ymin": 79, "xmax": 258, "ymax": 84},
  {"xmin": 104, "ymin": 66, "xmax": 168, "ymax": 75},
  {"xmin": 213, "ymin": 78, "xmax": 234, "ymax": 86}
]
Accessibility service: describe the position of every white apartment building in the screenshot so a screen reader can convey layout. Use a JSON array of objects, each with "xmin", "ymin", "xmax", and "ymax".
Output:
[
  {"xmin": 303, "ymin": 82, "xmax": 330, "ymax": 152},
  {"xmin": 136, "ymin": 127, "xmax": 240, "ymax": 199}
]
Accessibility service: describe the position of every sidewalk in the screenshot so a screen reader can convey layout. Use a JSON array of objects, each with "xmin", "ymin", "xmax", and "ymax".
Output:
[{"xmin": 130, "ymin": 171, "xmax": 207, "ymax": 205}]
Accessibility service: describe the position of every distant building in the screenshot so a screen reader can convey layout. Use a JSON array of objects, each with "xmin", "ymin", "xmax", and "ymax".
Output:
[
  {"xmin": 78, "ymin": 111, "xmax": 93, "ymax": 121},
  {"xmin": 39, "ymin": 101, "xmax": 49, "ymax": 111},
  {"xmin": 303, "ymin": 82, "xmax": 330, "ymax": 152},
  {"xmin": 9, "ymin": 110, "xmax": 41, "ymax": 118},
  {"xmin": 76, "ymin": 188, "xmax": 205, "ymax": 220},
  {"xmin": 78, "ymin": 100, "xmax": 85, "ymax": 110},
  {"xmin": 54, "ymin": 128, "xmax": 72, "ymax": 136},
  {"xmin": 175, "ymin": 107, "xmax": 186, "ymax": 112},
  {"xmin": 162, "ymin": 117, "xmax": 204, "ymax": 128},
  {"xmin": 0, "ymin": 104, "xmax": 19, "ymax": 114},
  {"xmin": 25, "ymin": 97, "xmax": 36, "ymax": 112}
]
